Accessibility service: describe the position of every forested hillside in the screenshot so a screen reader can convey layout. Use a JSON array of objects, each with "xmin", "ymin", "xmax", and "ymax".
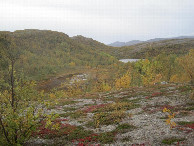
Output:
[
  {"xmin": 0, "ymin": 30, "xmax": 118, "ymax": 80},
  {"xmin": 104, "ymin": 39, "xmax": 194, "ymax": 59},
  {"xmin": 71, "ymin": 35, "xmax": 194, "ymax": 59}
]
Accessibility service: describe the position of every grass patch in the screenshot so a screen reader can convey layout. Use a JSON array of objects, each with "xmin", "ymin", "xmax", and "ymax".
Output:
[
  {"xmin": 63, "ymin": 107, "xmax": 77, "ymax": 111},
  {"xmin": 66, "ymin": 126, "xmax": 93, "ymax": 141},
  {"xmin": 162, "ymin": 137, "xmax": 185, "ymax": 145},
  {"xmin": 177, "ymin": 121, "xmax": 194, "ymax": 125},
  {"xmin": 121, "ymin": 136, "xmax": 131, "ymax": 142},
  {"xmin": 85, "ymin": 121, "xmax": 96, "ymax": 128},
  {"xmin": 187, "ymin": 102, "xmax": 194, "ymax": 106},
  {"xmin": 94, "ymin": 110, "xmax": 127, "ymax": 126},
  {"xmin": 177, "ymin": 111, "xmax": 190, "ymax": 117},
  {"xmin": 98, "ymin": 132, "xmax": 115, "ymax": 144},
  {"xmin": 69, "ymin": 110, "xmax": 87, "ymax": 119},
  {"xmin": 159, "ymin": 116, "xmax": 168, "ymax": 119},
  {"xmin": 184, "ymin": 102, "xmax": 194, "ymax": 111},
  {"xmin": 59, "ymin": 112, "xmax": 73, "ymax": 118},
  {"xmin": 59, "ymin": 110, "xmax": 86, "ymax": 119},
  {"xmin": 185, "ymin": 106, "xmax": 194, "ymax": 111},
  {"xmin": 114, "ymin": 123, "xmax": 136, "ymax": 133},
  {"xmin": 178, "ymin": 85, "xmax": 192, "ymax": 92},
  {"xmin": 93, "ymin": 102, "xmax": 136, "ymax": 113},
  {"xmin": 59, "ymin": 100, "xmax": 78, "ymax": 106},
  {"xmin": 128, "ymin": 98, "xmax": 142, "ymax": 104}
]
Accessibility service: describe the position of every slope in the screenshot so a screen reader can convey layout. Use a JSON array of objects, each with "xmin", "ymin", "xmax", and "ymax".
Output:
[{"xmin": 0, "ymin": 30, "xmax": 118, "ymax": 80}]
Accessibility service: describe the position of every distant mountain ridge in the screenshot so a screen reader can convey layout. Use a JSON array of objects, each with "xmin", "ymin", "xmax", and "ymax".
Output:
[{"xmin": 108, "ymin": 36, "xmax": 194, "ymax": 47}]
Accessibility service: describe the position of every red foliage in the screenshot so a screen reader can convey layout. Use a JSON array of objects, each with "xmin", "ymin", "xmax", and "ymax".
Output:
[
  {"xmin": 32, "ymin": 119, "xmax": 75, "ymax": 138},
  {"xmin": 72, "ymin": 134, "xmax": 100, "ymax": 146},
  {"xmin": 176, "ymin": 124, "xmax": 194, "ymax": 134},
  {"xmin": 185, "ymin": 123, "xmax": 194, "ymax": 129}
]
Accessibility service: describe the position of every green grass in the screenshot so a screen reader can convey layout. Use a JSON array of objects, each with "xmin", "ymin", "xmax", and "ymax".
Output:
[
  {"xmin": 187, "ymin": 102, "xmax": 194, "ymax": 106},
  {"xmin": 98, "ymin": 132, "xmax": 115, "ymax": 144},
  {"xmin": 184, "ymin": 102, "xmax": 194, "ymax": 111},
  {"xmin": 177, "ymin": 111, "xmax": 189, "ymax": 117},
  {"xmin": 85, "ymin": 121, "xmax": 96, "ymax": 128},
  {"xmin": 59, "ymin": 100, "xmax": 78, "ymax": 106},
  {"xmin": 185, "ymin": 106, "xmax": 194, "ymax": 111},
  {"xmin": 128, "ymin": 98, "xmax": 142, "ymax": 104},
  {"xmin": 94, "ymin": 111, "xmax": 126, "ymax": 126},
  {"xmin": 177, "ymin": 121, "xmax": 194, "ymax": 125},
  {"xmin": 162, "ymin": 137, "xmax": 185, "ymax": 145},
  {"xmin": 69, "ymin": 110, "xmax": 87, "ymax": 119},
  {"xmin": 66, "ymin": 126, "xmax": 93, "ymax": 141},
  {"xmin": 114, "ymin": 123, "xmax": 136, "ymax": 133},
  {"xmin": 178, "ymin": 85, "xmax": 192, "ymax": 92},
  {"xmin": 59, "ymin": 110, "xmax": 86, "ymax": 119},
  {"xmin": 159, "ymin": 116, "xmax": 168, "ymax": 119},
  {"xmin": 121, "ymin": 136, "xmax": 131, "ymax": 142},
  {"xmin": 59, "ymin": 112, "xmax": 73, "ymax": 118},
  {"xmin": 63, "ymin": 107, "xmax": 77, "ymax": 111}
]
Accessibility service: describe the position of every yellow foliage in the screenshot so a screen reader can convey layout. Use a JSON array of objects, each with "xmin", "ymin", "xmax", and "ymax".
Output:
[
  {"xmin": 115, "ymin": 71, "xmax": 131, "ymax": 89},
  {"xmin": 69, "ymin": 62, "xmax": 76, "ymax": 67},
  {"xmin": 170, "ymin": 74, "xmax": 179, "ymax": 83},
  {"xmin": 49, "ymin": 93, "xmax": 56, "ymax": 99},
  {"xmin": 92, "ymin": 81, "xmax": 112, "ymax": 92},
  {"xmin": 178, "ymin": 49, "xmax": 194, "ymax": 84},
  {"xmin": 151, "ymin": 74, "xmax": 162, "ymax": 85},
  {"xmin": 102, "ymin": 82, "xmax": 112, "ymax": 92},
  {"xmin": 170, "ymin": 74, "xmax": 190, "ymax": 83},
  {"xmin": 190, "ymin": 91, "xmax": 194, "ymax": 99},
  {"xmin": 163, "ymin": 108, "xmax": 176, "ymax": 129}
]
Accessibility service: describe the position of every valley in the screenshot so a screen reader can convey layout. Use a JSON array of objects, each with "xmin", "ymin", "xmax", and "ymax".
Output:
[{"xmin": 0, "ymin": 30, "xmax": 193, "ymax": 146}]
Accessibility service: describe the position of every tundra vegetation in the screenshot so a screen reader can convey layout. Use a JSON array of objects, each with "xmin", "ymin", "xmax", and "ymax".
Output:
[{"xmin": 0, "ymin": 30, "xmax": 194, "ymax": 145}]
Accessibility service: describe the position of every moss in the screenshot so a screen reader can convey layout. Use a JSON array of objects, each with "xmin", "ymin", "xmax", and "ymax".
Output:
[{"xmin": 162, "ymin": 137, "xmax": 185, "ymax": 145}]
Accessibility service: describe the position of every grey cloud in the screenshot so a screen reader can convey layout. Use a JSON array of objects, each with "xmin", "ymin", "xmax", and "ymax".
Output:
[{"xmin": 0, "ymin": 0, "xmax": 194, "ymax": 43}]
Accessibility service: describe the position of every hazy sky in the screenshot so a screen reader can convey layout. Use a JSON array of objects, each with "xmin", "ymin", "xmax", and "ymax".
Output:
[{"xmin": 0, "ymin": 0, "xmax": 194, "ymax": 44}]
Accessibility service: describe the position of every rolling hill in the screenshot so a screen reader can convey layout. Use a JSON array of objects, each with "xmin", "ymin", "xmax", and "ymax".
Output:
[
  {"xmin": 0, "ymin": 30, "xmax": 118, "ymax": 80},
  {"xmin": 108, "ymin": 36, "xmax": 194, "ymax": 47},
  {"xmin": 1, "ymin": 29, "xmax": 193, "ymax": 81},
  {"xmin": 73, "ymin": 36, "xmax": 194, "ymax": 59}
]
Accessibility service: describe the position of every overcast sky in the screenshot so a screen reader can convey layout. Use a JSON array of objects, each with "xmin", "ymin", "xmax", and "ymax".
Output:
[{"xmin": 0, "ymin": 0, "xmax": 194, "ymax": 44}]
